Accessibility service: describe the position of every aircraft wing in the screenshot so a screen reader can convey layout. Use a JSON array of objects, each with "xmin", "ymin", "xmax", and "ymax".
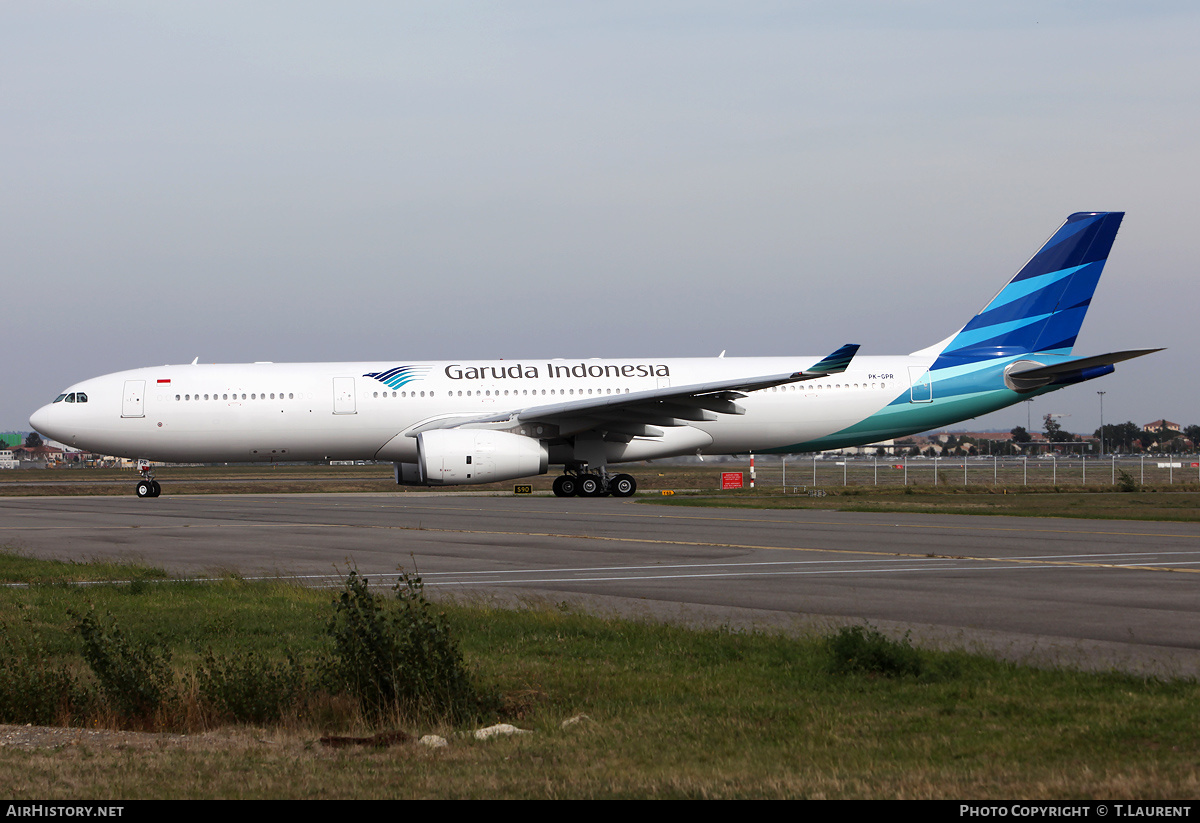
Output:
[{"xmin": 407, "ymin": 344, "xmax": 859, "ymax": 439}]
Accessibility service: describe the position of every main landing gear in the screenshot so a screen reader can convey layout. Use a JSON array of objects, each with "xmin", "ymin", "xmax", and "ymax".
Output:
[
  {"xmin": 552, "ymin": 470, "xmax": 637, "ymax": 498},
  {"xmin": 135, "ymin": 460, "xmax": 161, "ymax": 498}
]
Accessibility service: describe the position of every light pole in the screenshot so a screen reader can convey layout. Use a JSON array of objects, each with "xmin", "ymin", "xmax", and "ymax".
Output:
[{"xmin": 1097, "ymin": 391, "xmax": 1106, "ymax": 456}]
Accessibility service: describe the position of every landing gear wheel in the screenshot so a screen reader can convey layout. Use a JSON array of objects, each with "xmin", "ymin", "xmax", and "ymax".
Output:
[
  {"xmin": 610, "ymin": 474, "xmax": 637, "ymax": 497},
  {"xmin": 553, "ymin": 475, "xmax": 578, "ymax": 497},
  {"xmin": 577, "ymin": 474, "xmax": 602, "ymax": 497},
  {"xmin": 135, "ymin": 460, "xmax": 159, "ymax": 499}
]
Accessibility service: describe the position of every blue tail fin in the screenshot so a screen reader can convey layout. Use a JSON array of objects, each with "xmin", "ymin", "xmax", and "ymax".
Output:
[{"xmin": 932, "ymin": 212, "xmax": 1124, "ymax": 369}]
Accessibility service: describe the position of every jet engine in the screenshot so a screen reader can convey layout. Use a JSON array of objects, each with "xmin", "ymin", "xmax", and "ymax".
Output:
[{"xmin": 394, "ymin": 429, "xmax": 548, "ymax": 486}]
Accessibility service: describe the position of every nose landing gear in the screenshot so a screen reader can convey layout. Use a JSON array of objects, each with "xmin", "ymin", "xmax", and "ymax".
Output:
[{"xmin": 135, "ymin": 460, "xmax": 161, "ymax": 498}]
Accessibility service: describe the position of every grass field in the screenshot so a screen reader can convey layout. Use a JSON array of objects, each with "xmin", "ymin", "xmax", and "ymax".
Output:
[{"xmin": 1, "ymin": 550, "xmax": 1199, "ymax": 799}]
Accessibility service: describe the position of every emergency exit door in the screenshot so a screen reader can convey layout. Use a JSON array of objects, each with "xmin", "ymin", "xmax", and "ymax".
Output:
[
  {"xmin": 333, "ymin": 377, "xmax": 357, "ymax": 414},
  {"xmin": 121, "ymin": 380, "xmax": 145, "ymax": 418}
]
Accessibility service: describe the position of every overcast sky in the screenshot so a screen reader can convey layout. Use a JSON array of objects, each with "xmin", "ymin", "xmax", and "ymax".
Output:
[{"xmin": 4, "ymin": 2, "xmax": 1196, "ymax": 437}]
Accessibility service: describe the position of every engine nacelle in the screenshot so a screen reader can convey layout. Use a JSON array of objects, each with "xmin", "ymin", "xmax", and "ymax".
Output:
[{"xmin": 394, "ymin": 429, "xmax": 548, "ymax": 486}]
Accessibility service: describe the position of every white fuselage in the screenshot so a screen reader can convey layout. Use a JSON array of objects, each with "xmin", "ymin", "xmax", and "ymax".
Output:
[{"xmin": 30, "ymin": 356, "xmax": 924, "ymax": 465}]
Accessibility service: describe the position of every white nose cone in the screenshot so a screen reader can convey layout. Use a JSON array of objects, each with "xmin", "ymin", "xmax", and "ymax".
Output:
[{"xmin": 29, "ymin": 404, "xmax": 58, "ymax": 441}]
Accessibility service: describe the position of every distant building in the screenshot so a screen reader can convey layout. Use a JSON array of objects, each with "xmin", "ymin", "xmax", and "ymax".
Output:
[
  {"xmin": 823, "ymin": 440, "xmax": 895, "ymax": 455},
  {"xmin": 933, "ymin": 431, "xmax": 1016, "ymax": 443},
  {"xmin": 10, "ymin": 444, "xmax": 64, "ymax": 465},
  {"xmin": 1144, "ymin": 419, "xmax": 1180, "ymax": 433}
]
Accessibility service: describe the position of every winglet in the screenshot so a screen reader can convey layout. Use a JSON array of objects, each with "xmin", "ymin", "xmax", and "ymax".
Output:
[{"xmin": 797, "ymin": 343, "xmax": 859, "ymax": 378}]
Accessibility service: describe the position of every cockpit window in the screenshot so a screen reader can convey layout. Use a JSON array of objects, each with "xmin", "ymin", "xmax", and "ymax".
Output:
[
  {"xmin": 54, "ymin": 394, "xmax": 66, "ymax": 403},
  {"xmin": 76, "ymin": 393, "xmax": 87, "ymax": 403},
  {"xmin": 64, "ymin": 394, "xmax": 76, "ymax": 403}
]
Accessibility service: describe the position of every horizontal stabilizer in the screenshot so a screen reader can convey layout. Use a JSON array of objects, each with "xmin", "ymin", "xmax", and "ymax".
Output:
[
  {"xmin": 1007, "ymin": 348, "xmax": 1163, "ymax": 380},
  {"xmin": 1005, "ymin": 348, "xmax": 1163, "ymax": 392}
]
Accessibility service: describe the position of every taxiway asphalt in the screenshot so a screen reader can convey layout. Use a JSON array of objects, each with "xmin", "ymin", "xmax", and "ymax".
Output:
[{"xmin": 3, "ymin": 493, "xmax": 1198, "ymax": 675}]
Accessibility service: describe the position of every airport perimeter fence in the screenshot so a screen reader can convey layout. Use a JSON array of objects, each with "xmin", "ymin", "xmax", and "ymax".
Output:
[{"xmin": 724, "ymin": 454, "xmax": 1200, "ymax": 490}]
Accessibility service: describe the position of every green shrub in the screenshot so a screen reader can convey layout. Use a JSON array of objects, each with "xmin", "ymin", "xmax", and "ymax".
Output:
[
  {"xmin": 0, "ymin": 638, "xmax": 89, "ymax": 725},
  {"xmin": 74, "ymin": 608, "xmax": 176, "ymax": 722},
  {"xmin": 197, "ymin": 649, "xmax": 306, "ymax": 724},
  {"xmin": 825, "ymin": 624, "xmax": 923, "ymax": 678},
  {"xmin": 325, "ymin": 569, "xmax": 488, "ymax": 722}
]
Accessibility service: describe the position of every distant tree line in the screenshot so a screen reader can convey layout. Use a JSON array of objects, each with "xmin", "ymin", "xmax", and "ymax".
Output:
[
  {"xmin": 1006, "ymin": 416, "xmax": 1200, "ymax": 455},
  {"xmin": 1088, "ymin": 420, "xmax": 1199, "ymax": 454},
  {"xmin": 897, "ymin": 417, "xmax": 1199, "ymax": 458}
]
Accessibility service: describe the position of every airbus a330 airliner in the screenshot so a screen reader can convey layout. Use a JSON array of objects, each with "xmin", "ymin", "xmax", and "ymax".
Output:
[{"xmin": 31, "ymin": 212, "xmax": 1159, "ymax": 498}]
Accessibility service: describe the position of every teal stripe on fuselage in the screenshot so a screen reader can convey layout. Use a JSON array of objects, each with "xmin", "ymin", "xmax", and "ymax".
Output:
[
  {"xmin": 889, "ymin": 355, "xmax": 1016, "ymax": 408},
  {"xmin": 762, "ymin": 354, "xmax": 1051, "ymax": 454},
  {"xmin": 762, "ymin": 384, "xmax": 1048, "ymax": 454}
]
